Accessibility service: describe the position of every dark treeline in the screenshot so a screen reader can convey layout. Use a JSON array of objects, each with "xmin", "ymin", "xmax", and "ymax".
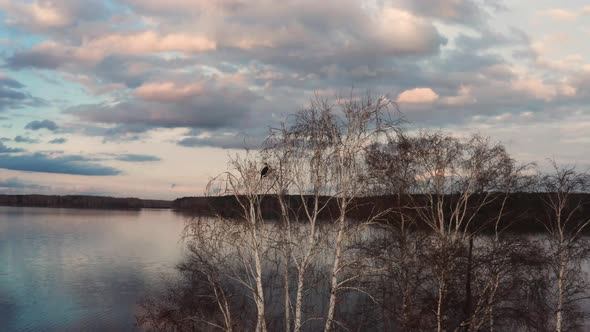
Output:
[
  {"xmin": 173, "ymin": 193, "xmax": 590, "ymax": 234},
  {"xmin": 0, "ymin": 194, "xmax": 172, "ymax": 209}
]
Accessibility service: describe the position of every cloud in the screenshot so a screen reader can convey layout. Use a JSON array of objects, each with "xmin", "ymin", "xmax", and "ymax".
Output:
[
  {"xmin": 2, "ymin": 0, "xmax": 590, "ymax": 192},
  {"xmin": 49, "ymin": 137, "xmax": 67, "ymax": 144},
  {"xmin": 371, "ymin": 7, "xmax": 445, "ymax": 55},
  {"xmin": 0, "ymin": 73, "xmax": 45, "ymax": 111},
  {"xmin": 14, "ymin": 135, "xmax": 40, "ymax": 143},
  {"xmin": 0, "ymin": 0, "xmax": 110, "ymax": 31},
  {"xmin": 134, "ymin": 82, "xmax": 204, "ymax": 102},
  {"xmin": 397, "ymin": 87, "xmax": 440, "ymax": 103},
  {"xmin": 454, "ymin": 27, "xmax": 528, "ymax": 52},
  {"xmin": 6, "ymin": 1, "xmax": 445, "ymax": 76},
  {"xmin": 25, "ymin": 119, "xmax": 59, "ymax": 131},
  {"xmin": 537, "ymin": 8, "xmax": 577, "ymax": 21},
  {"xmin": 0, "ymin": 142, "xmax": 24, "ymax": 153},
  {"xmin": 114, "ymin": 154, "xmax": 161, "ymax": 162},
  {"xmin": 0, "ymin": 0, "xmax": 72, "ymax": 28},
  {"xmin": 69, "ymin": 123, "xmax": 153, "ymax": 142},
  {"xmin": 67, "ymin": 78, "xmax": 260, "ymax": 131},
  {"xmin": 0, "ymin": 74, "xmax": 24, "ymax": 88},
  {"xmin": 6, "ymin": 40, "xmax": 103, "ymax": 69},
  {"xmin": 400, "ymin": 0, "xmax": 492, "ymax": 25},
  {"xmin": 0, "ymin": 177, "xmax": 47, "ymax": 190},
  {"xmin": 441, "ymin": 85, "xmax": 477, "ymax": 106},
  {"xmin": 0, "ymin": 153, "xmax": 121, "ymax": 176},
  {"xmin": 6, "ymin": 31, "xmax": 215, "ymax": 70},
  {"xmin": 511, "ymin": 78, "xmax": 576, "ymax": 101},
  {"xmin": 178, "ymin": 136, "xmax": 250, "ymax": 150},
  {"xmin": 68, "ymin": 99, "xmax": 249, "ymax": 130},
  {"xmin": 86, "ymin": 31, "xmax": 216, "ymax": 54}
]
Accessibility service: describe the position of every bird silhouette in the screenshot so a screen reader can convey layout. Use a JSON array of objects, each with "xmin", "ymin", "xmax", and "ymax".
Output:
[{"xmin": 260, "ymin": 163, "xmax": 270, "ymax": 179}]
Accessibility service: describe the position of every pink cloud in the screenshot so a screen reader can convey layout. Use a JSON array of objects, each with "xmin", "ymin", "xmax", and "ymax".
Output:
[
  {"xmin": 374, "ymin": 7, "xmax": 441, "ymax": 55},
  {"xmin": 134, "ymin": 82, "xmax": 205, "ymax": 102},
  {"xmin": 0, "ymin": 0, "xmax": 71, "ymax": 28},
  {"xmin": 85, "ymin": 31, "xmax": 216, "ymax": 54},
  {"xmin": 397, "ymin": 87, "xmax": 439, "ymax": 103},
  {"xmin": 537, "ymin": 8, "xmax": 577, "ymax": 21},
  {"xmin": 14, "ymin": 31, "xmax": 216, "ymax": 69},
  {"xmin": 511, "ymin": 78, "xmax": 576, "ymax": 101}
]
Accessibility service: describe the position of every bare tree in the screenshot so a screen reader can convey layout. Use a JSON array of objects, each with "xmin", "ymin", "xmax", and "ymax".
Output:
[
  {"xmin": 262, "ymin": 99, "xmax": 336, "ymax": 332},
  {"xmin": 262, "ymin": 93, "xmax": 401, "ymax": 332},
  {"xmin": 201, "ymin": 152, "xmax": 276, "ymax": 332},
  {"xmin": 366, "ymin": 131, "xmax": 534, "ymax": 331},
  {"xmin": 320, "ymin": 93, "xmax": 400, "ymax": 332},
  {"xmin": 540, "ymin": 162, "xmax": 590, "ymax": 332}
]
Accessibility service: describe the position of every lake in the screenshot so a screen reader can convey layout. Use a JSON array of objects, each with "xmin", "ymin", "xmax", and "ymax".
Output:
[
  {"xmin": 0, "ymin": 206, "xmax": 187, "ymax": 332},
  {"xmin": 3, "ymin": 206, "xmax": 590, "ymax": 331}
]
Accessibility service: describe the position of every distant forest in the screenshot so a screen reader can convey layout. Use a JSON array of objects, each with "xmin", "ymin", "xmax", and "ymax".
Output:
[
  {"xmin": 4, "ymin": 193, "xmax": 589, "ymax": 235},
  {"xmin": 0, "ymin": 194, "xmax": 171, "ymax": 209}
]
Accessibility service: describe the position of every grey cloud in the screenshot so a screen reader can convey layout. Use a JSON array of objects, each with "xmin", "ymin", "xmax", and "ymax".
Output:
[
  {"xmin": 14, "ymin": 135, "xmax": 39, "ymax": 143},
  {"xmin": 114, "ymin": 154, "xmax": 161, "ymax": 162},
  {"xmin": 67, "ymin": 84, "xmax": 259, "ymax": 130},
  {"xmin": 4, "ymin": 0, "xmax": 587, "ymax": 149},
  {"xmin": 128, "ymin": 0, "xmax": 446, "ymax": 58},
  {"xmin": 0, "ymin": 177, "xmax": 47, "ymax": 190},
  {"xmin": 0, "ymin": 0, "xmax": 112, "ymax": 32},
  {"xmin": 5, "ymin": 50, "xmax": 66, "ymax": 69},
  {"xmin": 178, "ymin": 132, "xmax": 261, "ymax": 150},
  {"xmin": 400, "ymin": 0, "xmax": 494, "ymax": 26},
  {"xmin": 0, "ymin": 153, "xmax": 121, "ymax": 176},
  {"xmin": 455, "ymin": 27, "xmax": 528, "ymax": 51},
  {"xmin": 93, "ymin": 55, "xmax": 156, "ymax": 88},
  {"xmin": 0, "ymin": 75, "xmax": 45, "ymax": 111},
  {"xmin": 0, "ymin": 76, "xmax": 24, "ymax": 88},
  {"xmin": 49, "ymin": 137, "xmax": 67, "ymax": 144},
  {"xmin": 434, "ymin": 50, "xmax": 503, "ymax": 75},
  {"xmin": 7, "ymin": 51, "xmax": 189, "ymax": 90},
  {"xmin": 0, "ymin": 87, "xmax": 27, "ymax": 100},
  {"xmin": 8, "ymin": 1, "xmax": 446, "ymax": 77},
  {"xmin": 25, "ymin": 119, "xmax": 59, "ymax": 131},
  {"xmin": 65, "ymin": 123, "xmax": 151, "ymax": 142},
  {"xmin": 0, "ymin": 142, "xmax": 24, "ymax": 153},
  {"xmin": 103, "ymin": 123, "xmax": 153, "ymax": 136}
]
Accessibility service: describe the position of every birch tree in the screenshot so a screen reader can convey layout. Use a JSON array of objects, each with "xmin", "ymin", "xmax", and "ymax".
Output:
[
  {"xmin": 200, "ymin": 152, "xmax": 275, "ymax": 332},
  {"xmin": 261, "ymin": 99, "xmax": 337, "ymax": 332},
  {"xmin": 322, "ymin": 93, "xmax": 400, "ymax": 332},
  {"xmin": 540, "ymin": 162, "xmax": 590, "ymax": 332},
  {"xmin": 371, "ymin": 131, "xmax": 530, "ymax": 331}
]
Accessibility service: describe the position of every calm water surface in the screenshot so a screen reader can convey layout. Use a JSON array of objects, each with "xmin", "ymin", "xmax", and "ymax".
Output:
[{"xmin": 0, "ymin": 206, "xmax": 187, "ymax": 332}]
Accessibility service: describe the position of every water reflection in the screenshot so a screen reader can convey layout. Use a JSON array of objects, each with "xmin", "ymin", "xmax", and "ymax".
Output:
[
  {"xmin": 0, "ymin": 207, "xmax": 186, "ymax": 332},
  {"xmin": 139, "ymin": 216, "xmax": 590, "ymax": 331}
]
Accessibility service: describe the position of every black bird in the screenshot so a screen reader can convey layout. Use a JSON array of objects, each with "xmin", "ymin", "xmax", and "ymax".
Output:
[{"xmin": 260, "ymin": 163, "xmax": 270, "ymax": 179}]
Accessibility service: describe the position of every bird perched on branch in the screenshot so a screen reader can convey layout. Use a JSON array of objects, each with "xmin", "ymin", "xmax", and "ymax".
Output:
[{"xmin": 260, "ymin": 162, "xmax": 270, "ymax": 179}]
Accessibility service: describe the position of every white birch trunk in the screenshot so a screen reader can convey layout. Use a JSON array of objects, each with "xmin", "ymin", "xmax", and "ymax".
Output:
[
  {"xmin": 325, "ymin": 209, "xmax": 346, "ymax": 332},
  {"xmin": 556, "ymin": 253, "xmax": 565, "ymax": 332}
]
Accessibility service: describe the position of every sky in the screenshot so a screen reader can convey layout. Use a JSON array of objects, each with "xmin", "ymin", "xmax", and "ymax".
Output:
[{"xmin": 0, "ymin": 0, "xmax": 590, "ymax": 199}]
